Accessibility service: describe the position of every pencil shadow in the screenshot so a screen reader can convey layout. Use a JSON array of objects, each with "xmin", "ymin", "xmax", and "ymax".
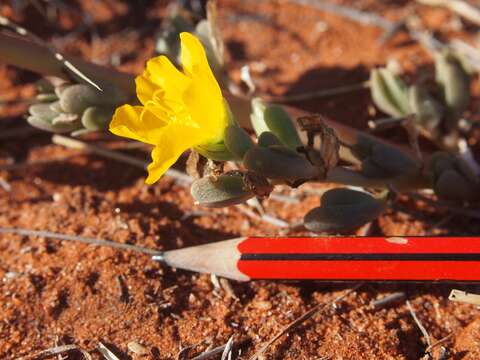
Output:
[
  {"xmin": 32, "ymin": 156, "xmax": 145, "ymax": 191},
  {"xmin": 116, "ymin": 198, "xmax": 239, "ymax": 250}
]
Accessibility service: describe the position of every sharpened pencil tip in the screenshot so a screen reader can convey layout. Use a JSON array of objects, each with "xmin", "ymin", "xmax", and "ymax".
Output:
[{"xmin": 151, "ymin": 253, "xmax": 165, "ymax": 263}]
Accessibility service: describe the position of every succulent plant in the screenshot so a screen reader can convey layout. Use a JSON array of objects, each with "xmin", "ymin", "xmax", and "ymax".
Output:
[
  {"xmin": 370, "ymin": 51, "xmax": 471, "ymax": 149},
  {"xmin": 27, "ymin": 81, "xmax": 129, "ymax": 136}
]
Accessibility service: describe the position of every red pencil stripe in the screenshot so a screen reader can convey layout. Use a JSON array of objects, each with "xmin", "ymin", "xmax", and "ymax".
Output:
[
  {"xmin": 237, "ymin": 260, "xmax": 480, "ymax": 280},
  {"xmin": 238, "ymin": 237, "xmax": 480, "ymax": 254}
]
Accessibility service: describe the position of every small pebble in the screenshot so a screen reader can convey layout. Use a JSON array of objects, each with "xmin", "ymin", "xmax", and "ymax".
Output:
[{"xmin": 127, "ymin": 341, "xmax": 149, "ymax": 355}]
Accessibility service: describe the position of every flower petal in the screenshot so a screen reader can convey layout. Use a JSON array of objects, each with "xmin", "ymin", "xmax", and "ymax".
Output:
[
  {"xmin": 135, "ymin": 75, "xmax": 157, "ymax": 106},
  {"xmin": 145, "ymin": 125, "xmax": 206, "ymax": 184},
  {"xmin": 110, "ymin": 104, "xmax": 167, "ymax": 145},
  {"xmin": 179, "ymin": 32, "xmax": 226, "ymax": 140},
  {"xmin": 136, "ymin": 55, "xmax": 190, "ymax": 105},
  {"xmin": 180, "ymin": 33, "xmax": 219, "ymax": 90}
]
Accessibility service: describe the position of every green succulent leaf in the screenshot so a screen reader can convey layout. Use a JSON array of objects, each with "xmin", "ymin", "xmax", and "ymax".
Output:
[
  {"xmin": 224, "ymin": 125, "xmax": 254, "ymax": 159},
  {"xmin": 190, "ymin": 174, "xmax": 254, "ymax": 208},
  {"xmin": 408, "ymin": 85, "xmax": 443, "ymax": 131},
  {"xmin": 59, "ymin": 84, "xmax": 127, "ymax": 115},
  {"xmin": 81, "ymin": 107, "xmax": 114, "ymax": 131},
  {"xmin": 243, "ymin": 145, "xmax": 318, "ymax": 182},
  {"xmin": 29, "ymin": 103, "xmax": 59, "ymax": 121},
  {"xmin": 250, "ymin": 98, "xmax": 302, "ymax": 149},
  {"xmin": 257, "ymin": 131, "xmax": 283, "ymax": 147},
  {"xmin": 434, "ymin": 169, "xmax": 477, "ymax": 202},
  {"xmin": 369, "ymin": 142, "xmax": 421, "ymax": 177},
  {"xmin": 370, "ymin": 68, "xmax": 410, "ymax": 117},
  {"xmin": 435, "ymin": 51, "xmax": 471, "ymax": 129},
  {"xmin": 304, "ymin": 188, "xmax": 385, "ymax": 233}
]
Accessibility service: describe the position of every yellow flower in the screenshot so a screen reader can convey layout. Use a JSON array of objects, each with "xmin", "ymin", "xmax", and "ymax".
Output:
[{"xmin": 110, "ymin": 32, "xmax": 230, "ymax": 184}]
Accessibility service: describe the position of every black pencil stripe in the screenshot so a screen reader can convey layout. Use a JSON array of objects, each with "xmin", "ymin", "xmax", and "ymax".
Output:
[{"xmin": 240, "ymin": 253, "xmax": 480, "ymax": 261}]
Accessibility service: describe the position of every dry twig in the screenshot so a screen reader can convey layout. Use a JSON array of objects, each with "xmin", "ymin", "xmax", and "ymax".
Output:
[
  {"xmin": 425, "ymin": 333, "xmax": 454, "ymax": 353},
  {"xmin": 0, "ymin": 15, "xmax": 102, "ymax": 91},
  {"xmin": 406, "ymin": 300, "xmax": 432, "ymax": 351},
  {"xmin": 97, "ymin": 342, "xmax": 120, "ymax": 360},
  {"xmin": 269, "ymin": 81, "xmax": 370, "ymax": 103},
  {"xmin": 371, "ymin": 292, "xmax": 406, "ymax": 310},
  {"xmin": 0, "ymin": 227, "xmax": 161, "ymax": 255},
  {"xmin": 220, "ymin": 336, "xmax": 234, "ymax": 360},
  {"xmin": 27, "ymin": 344, "xmax": 91, "ymax": 360}
]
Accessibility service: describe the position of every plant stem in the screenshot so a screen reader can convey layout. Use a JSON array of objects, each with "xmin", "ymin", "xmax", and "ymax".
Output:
[
  {"xmin": 268, "ymin": 81, "xmax": 370, "ymax": 103},
  {"xmin": 326, "ymin": 167, "xmax": 430, "ymax": 191},
  {"xmin": 0, "ymin": 33, "xmax": 133, "ymax": 94}
]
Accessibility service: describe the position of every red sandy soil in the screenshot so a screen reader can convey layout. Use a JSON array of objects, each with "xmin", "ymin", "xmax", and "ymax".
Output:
[{"xmin": 1, "ymin": 0, "xmax": 480, "ymax": 359}]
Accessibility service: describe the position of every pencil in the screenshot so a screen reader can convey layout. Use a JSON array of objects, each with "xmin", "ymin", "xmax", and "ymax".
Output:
[{"xmin": 152, "ymin": 236, "xmax": 480, "ymax": 281}]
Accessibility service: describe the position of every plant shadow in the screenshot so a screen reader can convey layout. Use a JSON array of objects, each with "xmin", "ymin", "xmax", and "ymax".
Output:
[
  {"xmin": 31, "ymin": 156, "xmax": 145, "ymax": 191},
  {"xmin": 279, "ymin": 64, "xmax": 371, "ymax": 130}
]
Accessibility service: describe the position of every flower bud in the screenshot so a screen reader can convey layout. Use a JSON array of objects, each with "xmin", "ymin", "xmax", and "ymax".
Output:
[
  {"xmin": 243, "ymin": 145, "xmax": 318, "ymax": 182},
  {"xmin": 304, "ymin": 188, "xmax": 385, "ymax": 233},
  {"xmin": 250, "ymin": 98, "xmax": 302, "ymax": 149},
  {"xmin": 370, "ymin": 68, "xmax": 410, "ymax": 117},
  {"xmin": 190, "ymin": 174, "xmax": 254, "ymax": 208}
]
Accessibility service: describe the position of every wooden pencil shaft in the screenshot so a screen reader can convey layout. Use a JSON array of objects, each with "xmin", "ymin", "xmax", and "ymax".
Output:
[{"xmin": 157, "ymin": 236, "xmax": 480, "ymax": 281}]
